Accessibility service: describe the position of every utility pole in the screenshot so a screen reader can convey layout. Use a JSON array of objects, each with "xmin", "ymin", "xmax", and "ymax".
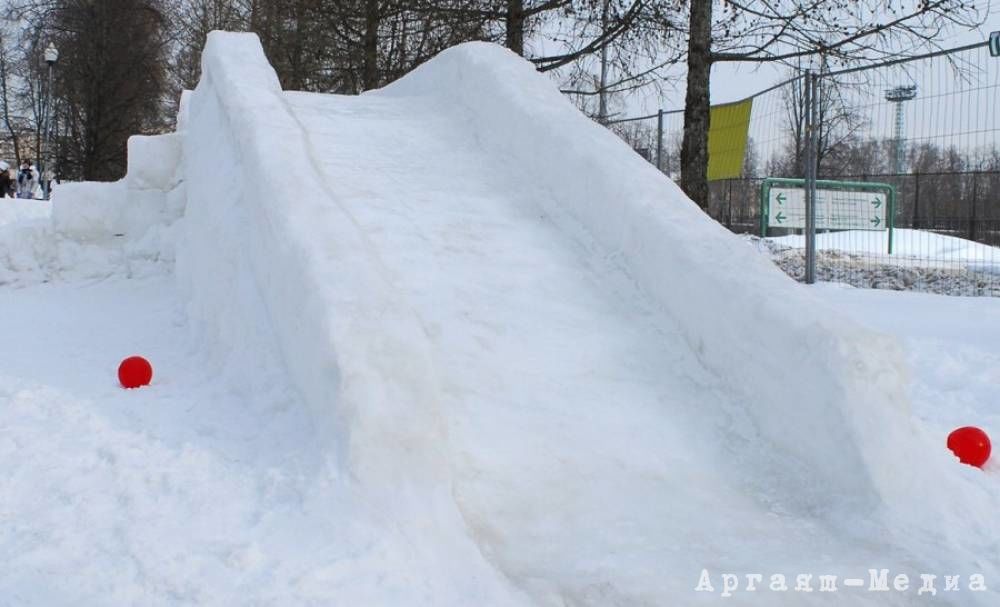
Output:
[
  {"xmin": 804, "ymin": 71, "xmax": 819, "ymax": 285},
  {"xmin": 655, "ymin": 109, "xmax": 664, "ymax": 172},
  {"xmin": 597, "ymin": 0, "xmax": 610, "ymax": 123}
]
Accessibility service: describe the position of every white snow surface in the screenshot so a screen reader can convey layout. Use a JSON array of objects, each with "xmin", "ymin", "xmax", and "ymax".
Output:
[
  {"xmin": 769, "ymin": 228, "xmax": 1000, "ymax": 266},
  {"xmin": 1, "ymin": 31, "xmax": 998, "ymax": 605},
  {"xmin": 0, "ymin": 181, "xmax": 176, "ymax": 287},
  {"xmin": 815, "ymin": 284, "xmax": 1000, "ymax": 438},
  {"xmin": 0, "ymin": 199, "xmax": 50, "ymax": 227}
]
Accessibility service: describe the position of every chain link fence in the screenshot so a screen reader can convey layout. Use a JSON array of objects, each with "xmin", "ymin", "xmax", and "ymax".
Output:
[{"xmin": 609, "ymin": 40, "xmax": 1000, "ymax": 297}]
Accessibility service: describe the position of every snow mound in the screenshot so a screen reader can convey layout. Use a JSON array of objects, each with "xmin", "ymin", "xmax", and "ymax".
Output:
[
  {"xmin": 380, "ymin": 42, "xmax": 979, "ymax": 520},
  {"xmin": 176, "ymin": 34, "xmax": 997, "ymax": 600}
]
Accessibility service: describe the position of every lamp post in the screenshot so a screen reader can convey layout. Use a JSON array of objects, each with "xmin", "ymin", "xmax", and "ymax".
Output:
[{"xmin": 42, "ymin": 42, "xmax": 58, "ymax": 200}]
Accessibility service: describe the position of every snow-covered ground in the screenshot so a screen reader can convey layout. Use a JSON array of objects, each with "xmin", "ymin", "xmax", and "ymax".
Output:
[
  {"xmin": 3, "ymin": 271, "xmax": 996, "ymax": 604},
  {"xmin": 815, "ymin": 284, "xmax": 1000, "ymax": 437},
  {"xmin": 755, "ymin": 231, "xmax": 1000, "ymax": 296},
  {"xmin": 1, "ymin": 32, "xmax": 998, "ymax": 605},
  {"xmin": 768, "ymin": 228, "xmax": 1000, "ymax": 265},
  {"xmin": 0, "ymin": 276, "xmax": 332, "ymax": 603},
  {"xmin": 767, "ymin": 228, "xmax": 1000, "ymax": 289},
  {"xmin": 0, "ymin": 272, "xmax": 534, "ymax": 604}
]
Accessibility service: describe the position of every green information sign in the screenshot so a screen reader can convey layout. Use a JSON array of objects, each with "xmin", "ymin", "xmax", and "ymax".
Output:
[{"xmin": 760, "ymin": 178, "xmax": 896, "ymax": 254}]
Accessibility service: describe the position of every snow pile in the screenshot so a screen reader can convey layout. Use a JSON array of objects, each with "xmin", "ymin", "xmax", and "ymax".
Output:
[
  {"xmin": 176, "ymin": 35, "xmax": 998, "ymax": 601},
  {"xmin": 379, "ymin": 42, "xmax": 989, "ymax": 526}
]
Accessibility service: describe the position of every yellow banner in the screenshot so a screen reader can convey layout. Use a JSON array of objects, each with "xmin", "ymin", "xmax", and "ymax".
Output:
[{"xmin": 707, "ymin": 98, "xmax": 752, "ymax": 181}]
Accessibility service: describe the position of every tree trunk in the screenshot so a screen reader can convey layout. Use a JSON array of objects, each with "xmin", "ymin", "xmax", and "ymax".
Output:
[
  {"xmin": 362, "ymin": 0, "xmax": 380, "ymax": 90},
  {"xmin": 505, "ymin": 0, "xmax": 525, "ymax": 55},
  {"xmin": 680, "ymin": 0, "xmax": 712, "ymax": 209},
  {"xmin": 288, "ymin": 1, "xmax": 305, "ymax": 90}
]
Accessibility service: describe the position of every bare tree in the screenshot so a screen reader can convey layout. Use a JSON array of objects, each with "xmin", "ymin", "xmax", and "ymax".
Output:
[
  {"xmin": 610, "ymin": 117, "xmax": 657, "ymax": 162},
  {"xmin": 172, "ymin": 0, "xmax": 250, "ymax": 92},
  {"xmin": 674, "ymin": 0, "xmax": 987, "ymax": 209},
  {"xmin": 12, "ymin": 0, "xmax": 173, "ymax": 181},
  {"xmin": 555, "ymin": 1, "xmax": 684, "ymax": 122},
  {"xmin": 0, "ymin": 26, "xmax": 24, "ymax": 165},
  {"xmin": 772, "ymin": 68, "xmax": 866, "ymax": 178},
  {"xmin": 165, "ymin": 0, "xmax": 676, "ymax": 116}
]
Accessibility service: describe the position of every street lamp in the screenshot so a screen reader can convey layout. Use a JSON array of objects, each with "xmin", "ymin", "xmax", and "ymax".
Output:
[
  {"xmin": 44, "ymin": 42, "xmax": 58, "ymax": 65},
  {"xmin": 42, "ymin": 42, "xmax": 58, "ymax": 200}
]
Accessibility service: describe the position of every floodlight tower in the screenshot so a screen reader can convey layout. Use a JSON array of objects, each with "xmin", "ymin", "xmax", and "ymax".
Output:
[{"xmin": 884, "ymin": 85, "xmax": 917, "ymax": 175}]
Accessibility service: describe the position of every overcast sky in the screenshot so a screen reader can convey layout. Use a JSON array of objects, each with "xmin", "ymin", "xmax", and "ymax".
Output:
[{"xmin": 623, "ymin": 19, "xmax": 999, "ymax": 117}]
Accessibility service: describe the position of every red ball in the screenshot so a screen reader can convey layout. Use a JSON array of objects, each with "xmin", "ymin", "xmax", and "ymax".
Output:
[
  {"xmin": 118, "ymin": 356, "xmax": 153, "ymax": 389},
  {"xmin": 947, "ymin": 426, "xmax": 991, "ymax": 468}
]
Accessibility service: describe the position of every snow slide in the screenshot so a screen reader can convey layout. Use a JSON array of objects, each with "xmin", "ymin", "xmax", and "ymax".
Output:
[
  {"xmin": 183, "ymin": 32, "xmax": 997, "ymax": 602},
  {"xmin": 2, "ymin": 31, "xmax": 997, "ymax": 604}
]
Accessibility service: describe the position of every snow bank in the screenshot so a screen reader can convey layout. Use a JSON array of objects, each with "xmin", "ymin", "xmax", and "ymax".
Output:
[
  {"xmin": 770, "ymin": 228, "xmax": 1000, "ymax": 264},
  {"xmin": 177, "ymin": 32, "xmax": 526, "ymax": 604},
  {"xmin": 379, "ymin": 43, "xmax": 989, "ymax": 526}
]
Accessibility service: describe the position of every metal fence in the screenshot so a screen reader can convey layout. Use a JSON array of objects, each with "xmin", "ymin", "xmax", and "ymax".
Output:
[{"xmin": 609, "ymin": 40, "xmax": 1000, "ymax": 297}]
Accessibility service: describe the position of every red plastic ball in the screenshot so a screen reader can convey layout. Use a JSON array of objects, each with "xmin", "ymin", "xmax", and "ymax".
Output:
[
  {"xmin": 947, "ymin": 426, "xmax": 991, "ymax": 468},
  {"xmin": 118, "ymin": 356, "xmax": 153, "ymax": 389}
]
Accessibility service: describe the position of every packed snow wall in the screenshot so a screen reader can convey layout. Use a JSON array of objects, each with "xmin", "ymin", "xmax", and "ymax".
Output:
[
  {"xmin": 51, "ymin": 134, "xmax": 183, "ymax": 242},
  {"xmin": 175, "ymin": 39, "xmax": 538, "ymax": 603},
  {"xmin": 0, "ymin": 133, "xmax": 183, "ymax": 285},
  {"xmin": 177, "ymin": 32, "xmax": 454, "ymax": 489},
  {"xmin": 377, "ymin": 43, "xmax": 977, "ymax": 521}
]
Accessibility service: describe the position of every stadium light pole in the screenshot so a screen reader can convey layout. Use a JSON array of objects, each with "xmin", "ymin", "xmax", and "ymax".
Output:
[
  {"xmin": 884, "ymin": 85, "xmax": 917, "ymax": 175},
  {"xmin": 42, "ymin": 42, "xmax": 58, "ymax": 200}
]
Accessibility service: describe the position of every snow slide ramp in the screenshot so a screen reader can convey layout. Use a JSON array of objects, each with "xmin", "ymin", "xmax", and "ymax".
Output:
[
  {"xmin": 178, "ymin": 33, "xmax": 994, "ymax": 603},
  {"xmin": 179, "ymin": 33, "xmax": 529, "ymax": 604}
]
